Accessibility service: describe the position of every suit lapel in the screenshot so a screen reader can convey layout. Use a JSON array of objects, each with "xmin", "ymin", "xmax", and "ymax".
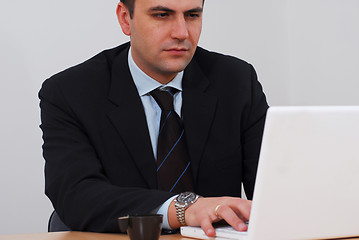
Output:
[
  {"xmin": 105, "ymin": 46, "xmax": 217, "ymax": 187},
  {"xmin": 107, "ymin": 47, "xmax": 157, "ymax": 189},
  {"xmin": 182, "ymin": 59, "xmax": 217, "ymax": 183}
]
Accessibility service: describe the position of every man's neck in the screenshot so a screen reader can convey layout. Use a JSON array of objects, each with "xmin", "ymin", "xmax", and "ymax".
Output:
[
  {"xmin": 127, "ymin": 48, "xmax": 184, "ymax": 96},
  {"xmin": 130, "ymin": 49, "xmax": 178, "ymax": 84}
]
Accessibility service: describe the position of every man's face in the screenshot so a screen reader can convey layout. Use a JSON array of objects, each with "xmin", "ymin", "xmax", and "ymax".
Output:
[{"xmin": 119, "ymin": 0, "xmax": 203, "ymax": 83}]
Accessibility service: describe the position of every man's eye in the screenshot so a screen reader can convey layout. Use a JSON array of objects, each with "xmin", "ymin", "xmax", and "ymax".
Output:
[
  {"xmin": 186, "ymin": 13, "xmax": 200, "ymax": 18},
  {"xmin": 153, "ymin": 13, "xmax": 168, "ymax": 18}
]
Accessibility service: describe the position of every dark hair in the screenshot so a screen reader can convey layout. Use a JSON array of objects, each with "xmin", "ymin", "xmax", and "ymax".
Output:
[
  {"xmin": 121, "ymin": 0, "xmax": 135, "ymax": 18},
  {"xmin": 121, "ymin": 0, "xmax": 205, "ymax": 18}
]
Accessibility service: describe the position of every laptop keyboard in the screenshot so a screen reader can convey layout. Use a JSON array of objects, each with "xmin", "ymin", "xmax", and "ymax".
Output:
[
  {"xmin": 215, "ymin": 226, "xmax": 248, "ymax": 239},
  {"xmin": 181, "ymin": 225, "xmax": 248, "ymax": 240}
]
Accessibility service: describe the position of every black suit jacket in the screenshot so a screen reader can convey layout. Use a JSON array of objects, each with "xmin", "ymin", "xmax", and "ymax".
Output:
[{"xmin": 39, "ymin": 42, "xmax": 268, "ymax": 232}]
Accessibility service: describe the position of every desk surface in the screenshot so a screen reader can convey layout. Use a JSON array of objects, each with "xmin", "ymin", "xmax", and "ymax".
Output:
[
  {"xmin": 0, "ymin": 232, "xmax": 190, "ymax": 240},
  {"xmin": 1, "ymin": 232, "xmax": 359, "ymax": 240}
]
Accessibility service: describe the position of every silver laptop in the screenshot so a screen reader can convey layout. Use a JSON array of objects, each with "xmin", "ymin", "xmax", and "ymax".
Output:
[{"xmin": 181, "ymin": 106, "xmax": 359, "ymax": 240}]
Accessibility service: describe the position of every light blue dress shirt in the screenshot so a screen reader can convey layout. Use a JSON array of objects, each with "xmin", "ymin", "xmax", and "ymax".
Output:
[{"xmin": 128, "ymin": 48, "xmax": 180, "ymax": 229}]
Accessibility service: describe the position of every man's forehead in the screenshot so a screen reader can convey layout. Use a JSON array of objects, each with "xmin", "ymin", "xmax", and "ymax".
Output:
[{"xmin": 135, "ymin": 0, "xmax": 203, "ymax": 11}]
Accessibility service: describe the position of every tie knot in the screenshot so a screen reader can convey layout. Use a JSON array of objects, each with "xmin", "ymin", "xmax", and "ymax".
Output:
[{"xmin": 150, "ymin": 88, "xmax": 178, "ymax": 111}]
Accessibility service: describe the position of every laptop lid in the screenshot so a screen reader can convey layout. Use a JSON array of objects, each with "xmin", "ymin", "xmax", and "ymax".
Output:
[{"xmin": 248, "ymin": 106, "xmax": 359, "ymax": 240}]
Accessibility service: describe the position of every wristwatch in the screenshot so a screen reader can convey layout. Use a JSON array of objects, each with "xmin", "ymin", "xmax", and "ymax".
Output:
[{"xmin": 174, "ymin": 192, "xmax": 199, "ymax": 226}]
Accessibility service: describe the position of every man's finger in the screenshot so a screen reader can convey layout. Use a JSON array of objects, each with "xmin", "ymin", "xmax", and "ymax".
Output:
[
  {"xmin": 228, "ymin": 198, "xmax": 252, "ymax": 221},
  {"xmin": 215, "ymin": 204, "xmax": 247, "ymax": 231},
  {"xmin": 200, "ymin": 218, "xmax": 216, "ymax": 237}
]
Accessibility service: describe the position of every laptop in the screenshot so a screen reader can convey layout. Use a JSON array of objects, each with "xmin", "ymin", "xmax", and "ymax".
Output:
[{"xmin": 181, "ymin": 106, "xmax": 359, "ymax": 240}]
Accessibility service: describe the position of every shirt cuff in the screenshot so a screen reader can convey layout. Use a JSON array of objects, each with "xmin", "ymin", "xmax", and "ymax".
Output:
[{"xmin": 156, "ymin": 195, "xmax": 178, "ymax": 229}]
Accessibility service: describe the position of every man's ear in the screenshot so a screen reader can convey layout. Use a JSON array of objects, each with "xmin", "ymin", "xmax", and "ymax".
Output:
[{"xmin": 116, "ymin": 2, "xmax": 131, "ymax": 36}]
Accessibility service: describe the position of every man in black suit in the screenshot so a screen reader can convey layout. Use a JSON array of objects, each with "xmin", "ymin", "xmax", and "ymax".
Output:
[{"xmin": 39, "ymin": 0, "xmax": 268, "ymax": 237}]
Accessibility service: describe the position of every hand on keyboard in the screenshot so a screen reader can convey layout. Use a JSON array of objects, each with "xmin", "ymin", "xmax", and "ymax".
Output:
[{"xmin": 183, "ymin": 197, "xmax": 251, "ymax": 237}]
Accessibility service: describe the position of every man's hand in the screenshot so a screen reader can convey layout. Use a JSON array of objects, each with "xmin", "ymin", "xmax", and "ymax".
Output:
[{"xmin": 169, "ymin": 197, "xmax": 251, "ymax": 237}]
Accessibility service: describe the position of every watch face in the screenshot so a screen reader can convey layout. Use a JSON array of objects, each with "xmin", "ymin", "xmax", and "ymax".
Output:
[{"xmin": 178, "ymin": 192, "xmax": 196, "ymax": 203}]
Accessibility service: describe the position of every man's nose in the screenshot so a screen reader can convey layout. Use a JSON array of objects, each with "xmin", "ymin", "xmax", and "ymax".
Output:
[{"xmin": 171, "ymin": 16, "xmax": 189, "ymax": 41}]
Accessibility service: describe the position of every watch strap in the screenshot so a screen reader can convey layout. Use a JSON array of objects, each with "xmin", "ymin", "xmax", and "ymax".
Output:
[
  {"xmin": 175, "ymin": 192, "xmax": 199, "ymax": 226},
  {"xmin": 176, "ymin": 205, "xmax": 186, "ymax": 226}
]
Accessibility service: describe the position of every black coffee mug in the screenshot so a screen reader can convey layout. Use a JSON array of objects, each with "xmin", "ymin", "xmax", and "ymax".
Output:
[{"xmin": 118, "ymin": 214, "xmax": 163, "ymax": 240}]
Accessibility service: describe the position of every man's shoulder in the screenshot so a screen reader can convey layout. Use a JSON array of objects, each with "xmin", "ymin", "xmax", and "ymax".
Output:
[
  {"xmin": 39, "ymin": 42, "xmax": 130, "ymax": 102},
  {"xmin": 193, "ymin": 46, "xmax": 251, "ymax": 70},
  {"xmin": 44, "ymin": 42, "xmax": 130, "ymax": 87},
  {"xmin": 189, "ymin": 46, "xmax": 255, "ymax": 82}
]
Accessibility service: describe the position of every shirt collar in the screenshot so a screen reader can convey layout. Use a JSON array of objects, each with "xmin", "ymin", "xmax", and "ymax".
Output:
[{"xmin": 128, "ymin": 47, "xmax": 183, "ymax": 97}]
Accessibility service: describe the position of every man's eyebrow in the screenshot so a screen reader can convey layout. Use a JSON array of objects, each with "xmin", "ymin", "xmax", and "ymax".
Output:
[
  {"xmin": 149, "ymin": 6, "xmax": 175, "ymax": 13},
  {"xmin": 148, "ymin": 6, "xmax": 203, "ymax": 13},
  {"xmin": 185, "ymin": 7, "xmax": 203, "ymax": 13}
]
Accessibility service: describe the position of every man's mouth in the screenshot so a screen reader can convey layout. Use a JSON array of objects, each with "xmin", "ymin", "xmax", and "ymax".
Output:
[
  {"xmin": 166, "ymin": 48, "xmax": 187, "ymax": 50},
  {"xmin": 164, "ymin": 48, "xmax": 188, "ymax": 54}
]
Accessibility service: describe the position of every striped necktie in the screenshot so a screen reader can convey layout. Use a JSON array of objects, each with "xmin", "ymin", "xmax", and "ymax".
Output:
[{"xmin": 150, "ymin": 88, "xmax": 194, "ymax": 193}]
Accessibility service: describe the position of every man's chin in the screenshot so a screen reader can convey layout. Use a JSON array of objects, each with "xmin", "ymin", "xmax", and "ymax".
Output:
[{"xmin": 162, "ymin": 59, "xmax": 191, "ymax": 73}]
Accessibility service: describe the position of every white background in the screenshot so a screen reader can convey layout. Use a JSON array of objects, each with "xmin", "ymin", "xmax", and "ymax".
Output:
[{"xmin": 0, "ymin": 0, "xmax": 358, "ymax": 234}]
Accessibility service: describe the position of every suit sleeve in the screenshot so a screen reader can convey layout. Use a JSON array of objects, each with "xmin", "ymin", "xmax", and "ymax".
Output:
[
  {"xmin": 39, "ymin": 79, "xmax": 175, "ymax": 233},
  {"xmin": 241, "ymin": 65, "xmax": 269, "ymax": 199}
]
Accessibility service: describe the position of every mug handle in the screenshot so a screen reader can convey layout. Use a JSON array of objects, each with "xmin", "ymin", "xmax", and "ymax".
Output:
[{"xmin": 118, "ymin": 215, "xmax": 130, "ymax": 233}]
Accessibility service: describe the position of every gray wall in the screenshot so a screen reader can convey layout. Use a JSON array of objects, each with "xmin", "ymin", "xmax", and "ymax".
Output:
[{"xmin": 0, "ymin": 0, "xmax": 358, "ymax": 234}]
